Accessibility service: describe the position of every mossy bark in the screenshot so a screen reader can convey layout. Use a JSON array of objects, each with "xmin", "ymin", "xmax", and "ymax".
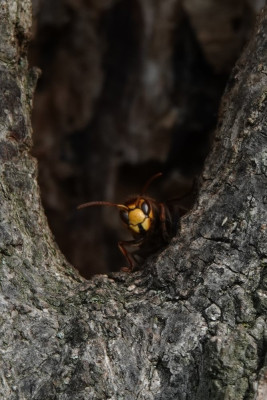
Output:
[{"xmin": 0, "ymin": 2, "xmax": 266, "ymax": 399}]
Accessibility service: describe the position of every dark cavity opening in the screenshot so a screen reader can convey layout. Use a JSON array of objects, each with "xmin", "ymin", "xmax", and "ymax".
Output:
[{"xmin": 29, "ymin": 0, "xmax": 256, "ymax": 278}]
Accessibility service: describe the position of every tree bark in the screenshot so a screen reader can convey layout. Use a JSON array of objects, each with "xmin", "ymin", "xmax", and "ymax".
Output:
[{"xmin": 0, "ymin": 2, "xmax": 266, "ymax": 400}]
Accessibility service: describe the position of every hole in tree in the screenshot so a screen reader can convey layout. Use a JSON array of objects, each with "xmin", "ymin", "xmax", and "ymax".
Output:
[{"xmin": 29, "ymin": 0, "xmax": 256, "ymax": 278}]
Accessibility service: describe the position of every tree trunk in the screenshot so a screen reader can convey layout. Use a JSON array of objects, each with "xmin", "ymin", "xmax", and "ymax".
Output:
[{"xmin": 0, "ymin": 2, "xmax": 266, "ymax": 400}]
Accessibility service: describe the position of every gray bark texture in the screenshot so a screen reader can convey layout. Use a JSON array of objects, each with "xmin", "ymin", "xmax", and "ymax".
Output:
[{"xmin": 0, "ymin": 1, "xmax": 266, "ymax": 400}]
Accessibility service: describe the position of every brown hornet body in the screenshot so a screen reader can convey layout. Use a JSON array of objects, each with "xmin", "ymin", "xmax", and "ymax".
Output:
[{"xmin": 77, "ymin": 173, "xmax": 180, "ymax": 272}]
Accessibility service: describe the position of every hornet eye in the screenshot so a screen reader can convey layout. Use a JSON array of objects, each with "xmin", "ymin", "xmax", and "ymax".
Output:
[
  {"xmin": 120, "ymin": 210, "xmax": 129, "ymax": 225},
  {"xmin": 141, "ymin": 200, "xmax": 150, "ymax": 216}
]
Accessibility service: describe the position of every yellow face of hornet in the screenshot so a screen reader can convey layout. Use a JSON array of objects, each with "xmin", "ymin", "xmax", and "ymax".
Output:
[{"xmin": 120, "ymin": 198, "xmax": 153, "ymax": 234}]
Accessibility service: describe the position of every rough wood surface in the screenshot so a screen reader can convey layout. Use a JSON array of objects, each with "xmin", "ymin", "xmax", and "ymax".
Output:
[{"xmin": 0, "ymin": 2, "xmax": 266, "ymax": 400}]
